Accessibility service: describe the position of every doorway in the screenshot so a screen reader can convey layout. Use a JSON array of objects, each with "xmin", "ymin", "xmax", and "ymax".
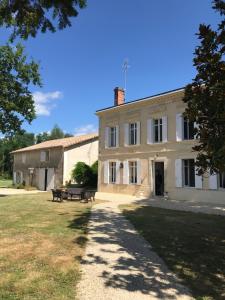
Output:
[
  {"xmin": 155, "ymin": 162, "xmax": 164, "ymax": 196},
  {"xmin": 44, "ymin": 168, "xmax": 48, "ymax": 191},
  {"xmin": 38, "ymin": 168, "xmax": 55, "ymax": 191}
]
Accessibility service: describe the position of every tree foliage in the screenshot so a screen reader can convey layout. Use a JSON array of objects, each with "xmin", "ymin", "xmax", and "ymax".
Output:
[
  {"xmin": 0, "ymin": 1, "xmax": 86, "ymax": 136},
  {"xmin": 72, "ymin": 162, "xmax": 92, "ymax": 186},
  {"xmin": 71, "ymin": 161, "xmax": 98, "ymax": 187},
  {"xmin": 183, "ymin": 0, "xmax": 225, "ymax": 175},
  {"xmin": 0, "ymin": 44, "xmax": 41, "ymax": 135},
  {"xmin": 0, "ymin": 131, "xmax": 35, "ymax": 176},
  {"xmin": 0, "ymin": 0, "xmax": 86, "ymax": 40},
  {"xmin": 36, "ymin": 124, "xmax": 73, "ymax": 143}
]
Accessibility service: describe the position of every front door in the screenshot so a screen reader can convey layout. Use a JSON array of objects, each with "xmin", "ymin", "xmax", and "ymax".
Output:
[{"xmin": 155, "ymin": 162, "xmax": 164, "ymax": 196}]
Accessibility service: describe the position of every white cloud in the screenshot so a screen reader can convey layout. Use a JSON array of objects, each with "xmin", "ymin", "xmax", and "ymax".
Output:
[
  {"xmin": 74, "ymin": 124, "xmax": 97, "ymax": 136},
  {"xmin": 33, "ymin": 91, "xmax": 63, "ymax": 116}
]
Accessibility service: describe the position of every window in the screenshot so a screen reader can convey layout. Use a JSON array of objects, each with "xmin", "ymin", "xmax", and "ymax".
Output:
[
  {"xmin": 183, "ymin": 117, "xmax": 195, "ymax": 140},
  {"xmin": 109, "ymin": 162, "xmax": 116, "ymax": 183},
  {"xmin": 129, "ymin": 161, "xmax": 137, "ymax": 184},
  {"xmin": 109, "ymin": 127, "xmax": 117, "ymax": 148},
  {"xmin": 16, "ymin": 171, "xmax": 22, "ymax": 184},
  {"xmin": 219, "ymin": 172, "xmax": 225, "ymax": 188},
  {"xmin": 154, "ymin": 118, "xmax": 163, "ymax": 143},
  {"xmin": 40, "ymin": 150, "xmax": 50, "ymax": 162},
  {"xmin": 129, "ymin": 123, "xmax": 137, "ymax": 145},
  {"xmin": 182, "ymin": 159, "xmax": 195, "ymax": 187},
  {"xmin": 22, "ymin": 154, "xmax": 26, "ymax": 164}
]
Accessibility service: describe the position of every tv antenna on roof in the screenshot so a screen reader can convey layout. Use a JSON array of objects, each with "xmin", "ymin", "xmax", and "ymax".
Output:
[{"xmin": 122, "ymin": 59, "xmax": 130, "ymax": 98}]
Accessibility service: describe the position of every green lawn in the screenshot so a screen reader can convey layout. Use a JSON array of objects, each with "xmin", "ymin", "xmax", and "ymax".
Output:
[
  {"xmin": 0, "ymin": 192, "xmax": 92, "ymax": 300},
  {"xmin": 0, "ymin": 178, "xmax": 13, "ymax": 188},
  {"xmin": 120, "ymin": 204, "xmax": 225, "ymax": 300}
]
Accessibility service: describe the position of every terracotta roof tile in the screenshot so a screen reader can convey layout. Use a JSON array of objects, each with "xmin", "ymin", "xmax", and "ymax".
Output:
[{"xmin": 11, "ymin": 133, "xmax": 98, "ymax": 154}]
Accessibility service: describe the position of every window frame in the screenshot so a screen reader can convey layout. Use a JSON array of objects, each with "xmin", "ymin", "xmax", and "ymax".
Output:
[
  {"xmin": 109, "ymin": 161, "xmax": 117, "ymax": 184},
  {"xmin": 40, "ymin": 150, "xmax": 50, "ymax": 162},
  {"xmin": 22, "ymin": 153, "xmax": 26, "ymax": 164},
  {"xmin": 109, "ymin": 126, "xmax": 117, "ymax": 148},
  {"xmin": 153, "ymin": 118, "xmax": 163, "ymax": 143},
  {"xmin": 129, "ymin": 161, "xmax": 137, "ymax": 184},
  {"xmin": 182, "ymin": 159, "xmax": 195, "ymax": 187},
  {"xmin": 183, "ymin": 117, "xmax": 195, "ymax": 140},
  {"xmin": 129, "ymin": 123, "xmax": 137, "ymax": 145}
]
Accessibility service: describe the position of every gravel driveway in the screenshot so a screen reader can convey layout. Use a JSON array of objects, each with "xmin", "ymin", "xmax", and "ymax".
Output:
[
  {"xmin": 77, "ymin": 199, "xmax": 192, "ymax": 300},
  {"xmin": 0, "ymin": 188, "xmax": 45, "ymax": 195}
]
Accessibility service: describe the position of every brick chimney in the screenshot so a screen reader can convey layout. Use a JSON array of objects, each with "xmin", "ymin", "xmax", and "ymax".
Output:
[{"xmin": 114, "ymin": 87, "xmax": 125, "ymax": 106}]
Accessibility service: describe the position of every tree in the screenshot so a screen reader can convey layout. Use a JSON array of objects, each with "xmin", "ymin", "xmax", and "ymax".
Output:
[
  {"xmin": 36, "ymin": 125, "xmax": 73, "ymax": 143},
  {"xmin": 91, "ymin": 161, "xmax": 98, "ymax": 187},
  {"xmin": 0, "ymin": 1, "xmax": 86, "ymax": 136},
  {"xmin": 36, "ymin": 131, "xmax": 50, "ymax": 144},
  {"xmin": 0, "ymin": 0, "xmax": 86, "ymax": 40},
  {"xmin": 183, "ymin": 0, "xmax": 225, "ymax": 175},
  {"xmin": 50, "ymin": 124, "xmax": 66, "ymax": 140},
  {"xmin": 0, "ymin": 131, "xmax": 35, "ymax": 176},
  {"xmin": 0, "ymin": 44, "xmax": 41, "ymax": 135},
  {"xmin": 72, "ymin": 162, "xmax": 92, "ymax": 186}
]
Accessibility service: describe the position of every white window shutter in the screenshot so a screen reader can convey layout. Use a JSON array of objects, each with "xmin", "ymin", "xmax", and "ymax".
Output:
[
  {"xmin": 137, "ymin": 160, "xmax": 141, "ymax": 185},
  {"xmin": 13, "ymin": 172, "xmax": 16, "ymax": 184},
  {"xmin": 105, "ymin": 127, "xmax": 109, "ymax": 148},
  {"xmin": 123, "ymin": 160, "xmax": 129, "ymax": 184},
  {"xmin": 116, "ymin": 161, "xmax": 120, "ymax": 184},
  {"xmin": 209, "ymin": 173, "xmax": 218, "ymax": 190},
  {"xmin": 147, "ymin": 119, "xmax": 153, "ymax": 144},
  {"xmin": 116, "ymin": 125, "xmax": 119, "ymax": 147},
  {"xmin": 40, "ymin": 151, "xmax": 45, "ymax": 162},
  {"xmin": 124, "ymin": 123, "xmax": 129, "ymax": 146},
  {"xmin": 104, "ymin": 161, "xmax": 109, "ymax": 184},
  {"xmin": 176, "ymin": 113, "xmax": 183, "ymax": 141},
  {"xmin": 20, "ymin": 171, "xmax": 23, "ymax": 184},
  {"xmin": 175, "ymin": 159, "xmax": 182, "ymax": 187},
  {"xmin": 195, "ymin": 166, "xmax": 203, "ymax": 189},
  {"xmin": 136, "ymin": 122, "xmax": 141, "ymax": 145},
  {"xmin": 162, "ymin": 116, "xmax": 168, "ymax": 142}
]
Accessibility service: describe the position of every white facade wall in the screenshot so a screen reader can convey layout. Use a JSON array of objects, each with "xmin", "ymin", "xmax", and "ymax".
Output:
[{"xmin": 63, "ymin": 140, "xmax": 98, "ymax": 184}]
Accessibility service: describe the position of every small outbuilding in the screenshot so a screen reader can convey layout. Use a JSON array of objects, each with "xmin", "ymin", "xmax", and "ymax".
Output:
[{"xmin": 11, "ymin": 133, "xmax": 98, "ymax": 190}]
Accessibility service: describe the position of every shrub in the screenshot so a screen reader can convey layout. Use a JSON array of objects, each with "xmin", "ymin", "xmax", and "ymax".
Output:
[
  {"xmin": 71, "ymin": 161, "xmax": 98, "ymax": 187},
  {"xmin": 72, "ymin": 162, "xmax": 92, "ymax": 186},
  {"xmin": 90, "ymin": 161, "xmax": 98, "ymax": 187}
]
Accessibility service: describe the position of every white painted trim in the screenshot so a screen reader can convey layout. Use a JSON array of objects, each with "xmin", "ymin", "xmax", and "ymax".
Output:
[
  {"xmin": 147, "ymin": 119, "xmax": 153, "ymax": 144},
  {"xmin": 176, "ymin": 113, "xmax": 183, "ymax": 141},
  {"xmin": 104, "ymin": 161, "xmax": 109, "ymax": 184},
  {"xmin": 162, "ymin": 115, "xmax": 168, "ymax": 142},
  {"xmin": 175, "ymin": 159, "xmax": 182, "ymax": 187}
]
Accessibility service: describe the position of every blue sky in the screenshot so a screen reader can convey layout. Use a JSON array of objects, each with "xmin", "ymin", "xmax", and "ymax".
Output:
[{"xmin": 5, "ymin": 0, "xmax": 221, "ymax": 135}]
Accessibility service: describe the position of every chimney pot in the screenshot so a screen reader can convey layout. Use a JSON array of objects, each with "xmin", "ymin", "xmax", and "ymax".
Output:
[{"xmin": 114, "ymin": 87, "xmax": 125, "ymax": 106}]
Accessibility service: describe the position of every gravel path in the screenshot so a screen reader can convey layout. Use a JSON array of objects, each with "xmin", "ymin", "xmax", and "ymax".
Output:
[
  {"xmin": 77, "ymin": 200, "xmax": 192, "ymax": 300},
  {"xmin": 0, "ymin": 188, "xmax": 45, "ymax": 195}
]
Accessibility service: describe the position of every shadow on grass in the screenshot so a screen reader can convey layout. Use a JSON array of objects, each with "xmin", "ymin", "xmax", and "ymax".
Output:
[
  {"xmin": 122, "ymin": 205, "xmax": 225, "ymax": 299},
  {"xmin": 77, "ymin": 207, "xmax": 191, "ymax": 299}
]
